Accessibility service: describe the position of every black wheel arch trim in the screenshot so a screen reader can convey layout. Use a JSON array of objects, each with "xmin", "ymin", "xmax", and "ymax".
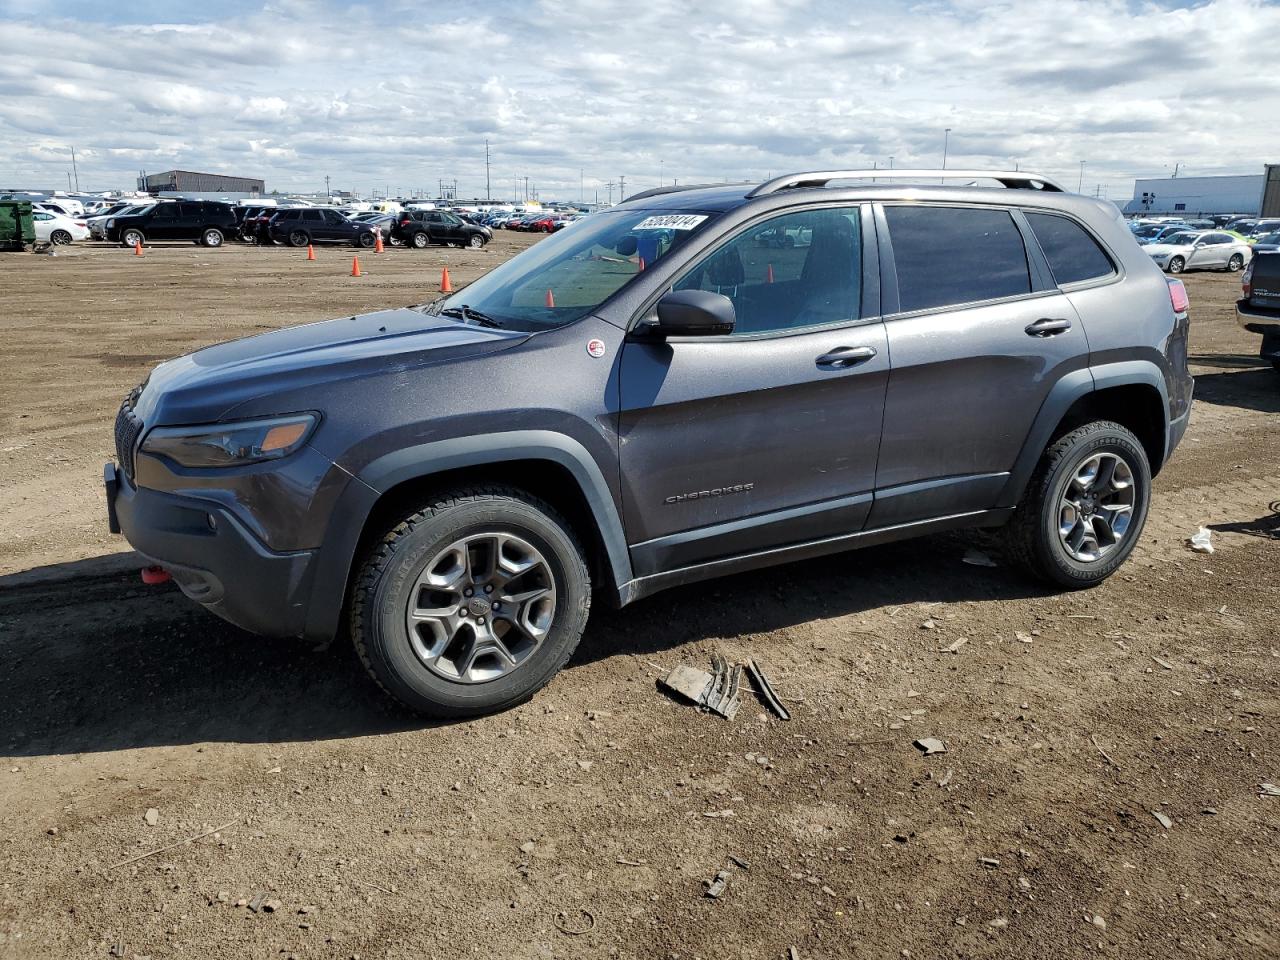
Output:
[
  {"xmin": 997, "ymin": 360, "xmax": 1170, "ymax": 509},
  {"xmin": 301, "ymin": 430, "xmax": 632, "ymax": 642}
]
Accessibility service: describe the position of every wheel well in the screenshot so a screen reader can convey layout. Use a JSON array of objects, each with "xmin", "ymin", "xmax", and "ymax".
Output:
[
  {"xmin": 354, "ymin": 459, "xmax": 612, "ymax": 590},
  {"xmin": 1054, "ymin": 384, "xmax": 1166, "ymax": 473}
]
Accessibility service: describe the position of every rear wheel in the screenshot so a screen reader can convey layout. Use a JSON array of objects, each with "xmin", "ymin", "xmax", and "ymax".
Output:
[
  {"xmin": 288, "ymin": 229, "xmax": 309, "ymax": 248},
  {"xmin": 1167, "ymin": 256, "xmax": 1185, "ymax": 274},
  {"xmin": 350, "ymin": 488, "xmax": 591, "ymax": 718},
  {"xmin": 201, "ymin": 228, "xmax": 224, "ymax": 248},
  {"xmin": 411, "ymin": 231, "xmax": 430, "ymax": 249},
  {"xmin": 1227, "ymin": 253, "xmax": 1244, "ymax": 272},
  {"xmin": 50, "ymin": 229, "xmax": 72, "ymax": 245},
  {"xmin": 1002, "ymin": 421, "xmax": 1151, "ymax": 589}
]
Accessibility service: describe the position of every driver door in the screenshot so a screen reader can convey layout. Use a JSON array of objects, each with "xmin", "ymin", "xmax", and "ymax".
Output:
[{"xmin": 617, "ymin": 204, "xmax": 889, "ymax": 578}]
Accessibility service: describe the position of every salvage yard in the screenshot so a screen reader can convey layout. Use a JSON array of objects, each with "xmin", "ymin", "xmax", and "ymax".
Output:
[{"xmin": 1, "ymin": 241, "xmax": 1278, "ymax": 958}]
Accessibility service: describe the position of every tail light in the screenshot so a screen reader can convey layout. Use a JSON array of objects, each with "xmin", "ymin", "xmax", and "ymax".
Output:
[
  {"xmin": 75, "ymin": 221, "xmax": 86, "ymax": 227},
  {"xmin": 400, "ymin": 219, "xmax": 410, "ymax": 226},
  {"xmin": 1241, "ymin": 260, "xmax": 1254, "ymax": 298},
  {"xmin": 1167, "ymin": 277, "xmax": 1189, "ymax": 314}
]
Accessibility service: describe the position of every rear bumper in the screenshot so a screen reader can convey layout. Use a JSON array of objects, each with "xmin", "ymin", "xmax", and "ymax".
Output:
[
  {"xmin": 1236, "ymin": 299, "xmax": 1280, "ymax": 361},
  {"xmin": 107, "ymin": 463, "xmax": 316, "ymax": 638}
]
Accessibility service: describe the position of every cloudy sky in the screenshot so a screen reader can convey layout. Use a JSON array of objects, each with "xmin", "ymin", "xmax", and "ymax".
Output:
[{"xmin": 1, "ymin": 0, "xmax": 1276, "ymax": 202}]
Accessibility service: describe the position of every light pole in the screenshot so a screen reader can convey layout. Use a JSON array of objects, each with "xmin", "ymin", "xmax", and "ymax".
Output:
[
  {"xmin": 888, "ymin": 156, "xmax": 894, "ymax": 169},
  {"xmin": 1078, "ymin": 160, "xmax": 1086, "ymax": 192},
  {"xmin": 942, "ymin": 128, "xmax": 951, "ymax": 169},
  {"xmin": 659, "ymin": 159, "xmax": 664, "ymax": 187},
  {"xmin": 324, "ymin": 175, "xmax": 330, "ymax": 202}
]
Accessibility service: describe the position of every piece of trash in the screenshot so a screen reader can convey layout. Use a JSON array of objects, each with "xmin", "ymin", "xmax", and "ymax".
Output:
[
  {"xmin": 703, "ymin": 809, "xmax": 735, "ymax": 818},
  {"xmin": 962, "ymin": 549, "xmax": 998, "ymax": 568},
  {"xmin": 143, "ymin": 808, "xmax": 160, "ymax": 827},
  {"xmin": 704, "ymin": 869, "xmax": 732, "ymax": 899},
  {"xmin": 921, "ymin": 618, "xmax": 938, "ymax": 630},
  {"xmin": 942, "ymin": 637, "xmax": 968, "ymax": 654},
  {"xmin": 746, "ymin": 659, "xmax": 790, "ymax": 721},
  {"xmin": 728, "ymin": 854, "xmax": 750, "ymax": 870},
  {"xmin": 1188, "ymin": 527, "xmax": 1214, "ymax": 554},
  {"xmin": 247, "ymin": 892, "xmax": 267, "ymax": 913},
  {"xmin": 914, "ymin": 737, "xmax": 947, "ymax": 755},
  {"xmin": 1259, "ymin": 783, "xmax": 1280, "ymax": 797},
  {"xmin": 1152, "ymin": 811, "xmax": 1174, "ymax": 829},
  {"xmin": 554, "ymin": 909, "xmax": 595, "ymax": 935},
  {"xmin": 789, "ymin": 948, "xmax": 801, "ymax": 960},
  {"xmin": 988, "ymin": 917, "xmax": 1008, "ymax": 930},
  {"xmin": 616, "ymin": 857, "xmax": 646, "ymax": 866},
  {"xmin": 1086, "ymin": 912, "xmax": 1107, "ymax": 931},
  {"xmin": 660, "ymin": 655, "xmax": 741, "ymax": 720},
  {"xmin": 1015, "ymin": 631, "xmax": 1034, "ymax": 644},
  {"xmin": 1152, "ymin": 655, "xmax": 1174, "ymax": 671},
  {"xmin": 978, "ymin": 857, "xmax": 1000, "ymax": 868}
]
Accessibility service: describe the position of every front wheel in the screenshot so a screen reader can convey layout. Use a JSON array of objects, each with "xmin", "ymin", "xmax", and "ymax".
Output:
[
  {"xmin": 357, "ymin": 232, "xmax": 376, "ymax": 248},
  {"xmin": 350, "ymin": 488, "xmax": 591, "ymax": 718},
  {"xmin": 1001, "ymin": 421, "xmax": 1151, "ymax": 589},
  {"xmin": 50, "ymin": 229, "xmax": 72, "ymax": 245},
  {"xmin": 1227, "ymin": 253, "xmax": 1244, "ymax": 272},
  {"xmin": 1167, "ymin": 256, "xmax": 1185, "ymax": 274},
  {"xmin": 121, "ymin": 229, "xmax": 144, "ymax": 248},
  {"xmin": 468, "ymin": 234, "xmax": 485, "ymax": 249}
]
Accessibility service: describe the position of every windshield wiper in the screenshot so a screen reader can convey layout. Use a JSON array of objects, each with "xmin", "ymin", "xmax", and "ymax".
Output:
[{"xmin": 440, "ymin": 305, "xmax": 504, "ymax": 329}]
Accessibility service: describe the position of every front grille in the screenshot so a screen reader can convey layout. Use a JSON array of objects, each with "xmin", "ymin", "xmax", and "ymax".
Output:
[{"xmin": 114, "ymin": 384, "xmax": 145, "ymax": 480}]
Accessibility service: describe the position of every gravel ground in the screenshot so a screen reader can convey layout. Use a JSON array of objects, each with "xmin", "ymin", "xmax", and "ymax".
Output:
[{"xmin": 1, "ymin": 240, "xmax": 1277, "ymax": 959}]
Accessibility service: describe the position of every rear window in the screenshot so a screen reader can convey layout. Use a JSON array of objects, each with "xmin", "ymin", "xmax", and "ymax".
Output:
[
  {"xmin": 885, "ymin": 206, "xmax": 1031, "ymax": 312},
  {"xmin": 1025, "ymin": 212, "xmax": 1115, "ymax": 285}
]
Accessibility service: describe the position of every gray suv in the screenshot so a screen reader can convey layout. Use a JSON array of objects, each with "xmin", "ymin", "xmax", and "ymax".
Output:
[{"xmin": 106, "ymin": 169, "xmax": 1194, "ymax": 717}]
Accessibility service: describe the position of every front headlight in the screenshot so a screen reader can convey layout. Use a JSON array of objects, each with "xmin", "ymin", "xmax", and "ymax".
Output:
[
  {"xmin": 106, "ymin": 219, "xmax": 115, "ymax": 227},
  {"xmin": 141, "ymin": 414, "xmax": 318, "ymax": 468}
]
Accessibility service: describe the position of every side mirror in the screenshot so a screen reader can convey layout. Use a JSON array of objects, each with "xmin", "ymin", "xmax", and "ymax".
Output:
[{"xmin": 648, "ymin": 290, "xmax": 736, "ymax": 337}]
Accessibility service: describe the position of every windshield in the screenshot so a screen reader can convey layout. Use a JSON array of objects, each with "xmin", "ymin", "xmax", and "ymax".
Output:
[
  {"xmin": 431, "ymin": 208, "xmax": 719, "ymax": 331},
  {"xmin": 1163, "ymin": 232, "xmax": 1197, "ymax": 245},
  {"xmin": 1257, "ymin": 232, "xmax": 1280, "ymax": 245}
]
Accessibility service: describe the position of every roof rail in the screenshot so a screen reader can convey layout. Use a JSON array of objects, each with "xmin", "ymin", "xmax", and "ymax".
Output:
[{"xmin": 746, "ymin": 169, "xmax": 1066, "ymax": 198}]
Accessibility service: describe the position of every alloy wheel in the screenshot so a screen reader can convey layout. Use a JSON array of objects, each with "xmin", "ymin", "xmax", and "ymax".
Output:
[
  {"xmin": 51, "ymin": 230, "xmax": 72, "ymax": 245},
  {"xmin": 1057, "ymin": 452, "xmax": 1136, "ymax": 562},
  {"xmin": 405, "ymin": 532, "xmax": 556, "ymax": 684}
]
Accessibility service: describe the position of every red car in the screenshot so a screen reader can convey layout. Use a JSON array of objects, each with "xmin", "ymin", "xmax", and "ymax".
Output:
[{"xmin": 525, "ymin": 215, "xmax": 557, "ymax": 233}]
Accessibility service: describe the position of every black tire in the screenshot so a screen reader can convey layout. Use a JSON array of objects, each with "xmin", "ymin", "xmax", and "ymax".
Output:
[
  {"xmin": 1227, "ymin": 253, "xmax": 1244, "ymax": 272},
  {"xmin": 201, "ymin": 227, "xmax": 224, "ymax": 248},
  {"xmin": 1001, "ymin": 421, "xmax": 1151, "ymax": 589},
  {"xmin": 1167, "ymin": 256, "xmax": 1185, "ymax": 274},
  {"xmin": 411, "ymin": 231, "xmax": 430, "ymax": 249},
  {"xmin": 350, "ymin": 488, "xmax": 591, "ymax": 718},
  {"xmin": 468, "ymin": 233, "xmax": 485, "ymax": 249},
  {"xmin": 288, "ymin": 229, "xmax": 310, "ymax": 248},
  {"xmin": 50, "ymin": 229, "xmax": 72, "ymax": 245},
  {"xmin": 121, "ymin": 228, "xmax": 144, "ymax": 248},
  {"xmin": 357, "ymin": 232, "xmax": 376, "ymax": 248}
]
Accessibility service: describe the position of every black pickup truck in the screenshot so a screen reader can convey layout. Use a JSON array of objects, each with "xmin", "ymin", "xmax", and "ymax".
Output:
[{"xmin": 1238, "ymin": 251, "xmax": 1280, "ymax": 376}]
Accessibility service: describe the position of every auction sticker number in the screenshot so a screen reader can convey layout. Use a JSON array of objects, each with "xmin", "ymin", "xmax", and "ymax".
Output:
[{"xmin": 633, "ymin": 215, "xmax": 707, "ymax": 231}]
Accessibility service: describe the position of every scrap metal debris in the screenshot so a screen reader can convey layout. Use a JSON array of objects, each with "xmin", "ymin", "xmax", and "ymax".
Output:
[
  {"xmin": 1259, "ymin": 783, "xmax": 1280, "ymax": 797},
  {"xmin": 704, "ymin": 653, "xmax": 742, "ymax": 720},
  {"xmin": 746, "ymin": 659, "xmax": 791, "ymax": 721},
  {"xmin": 554, "ymin": 909, "xmax": 595, "ymax": 935},
  {"xmin": 704, "ymin": 869, "xmax": 732, "ymax": 899},
  {"xmin": 914, "ymin": 737, "xmax": 947, "ymax": 755}
]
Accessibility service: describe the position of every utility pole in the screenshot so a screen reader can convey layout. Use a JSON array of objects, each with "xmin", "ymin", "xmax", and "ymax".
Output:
[
  {"xmin": 580, "ymin": 168, "xmax": 584, "ymax": 204},
  {"xmin": 942, "ymin": 128, "xmax": 951, "ymax": 169},
  {"xmin": 523, "ymin": 176, "xmax": 529, "ymax": 202},
  {"xmin": 1078, "ymin": 160, "xmax": 1086, "ymax": 192},
  {"xmin": 66, "ymin": 171, "xmax": 72, "ymax": 191},
  {"xmin": 659, "ymin": 159, "xmax": 664, "ymax": 188},
  {"xmin": 888, "ymin": 156, "xmax": 894, "ymax": 169},
  {"xmin": 325, "ymin": 175, "xmax": 330, "ymax": 201},
  {"xmin": 485, "ymin": 139, "xmax": 491, "ymax": 200},
  {"xmin": 70, "ymin": 146, "xmax": 79, "ymax": 192},
  {"xmin": 618, "ymin": 175, "xmax": 626, "ymax": 200}
]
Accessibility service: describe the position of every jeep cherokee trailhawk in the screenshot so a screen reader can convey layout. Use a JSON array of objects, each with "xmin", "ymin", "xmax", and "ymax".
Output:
[{"xmin": 106, "ymin": 169, "xmax": 1194, "ymax": 717}]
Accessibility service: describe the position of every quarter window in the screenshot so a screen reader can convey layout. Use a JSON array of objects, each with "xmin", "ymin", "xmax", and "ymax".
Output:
[
  {"xmin": 673, "ymin": 207, "xmax": 862, "ymax": 335},
  {"xmin": 885, "ymin": 206, "xmax": 1030, "ymax": 312},
  {"xmin": 1025, "ymin": 212, "xmax": 1115, "ymax": 285}
]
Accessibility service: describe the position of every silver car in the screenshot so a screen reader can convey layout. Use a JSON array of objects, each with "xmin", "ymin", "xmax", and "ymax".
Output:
[{"xmin": 1144, "ymin": 230, "xmax": 1252, "ymax": 274}]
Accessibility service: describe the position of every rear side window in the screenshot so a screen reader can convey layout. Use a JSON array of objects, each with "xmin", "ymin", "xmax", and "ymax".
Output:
[
  {"xmin": 1025, "ymin": 212, "xmax": 1115, "ymax": 285},
  {"xmin": 885, "ymin": 206, "xmax": 1030, "ymax": 312}
]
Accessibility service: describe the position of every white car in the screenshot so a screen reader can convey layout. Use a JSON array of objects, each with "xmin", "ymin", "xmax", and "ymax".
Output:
[
  {"xmin": 1144, "ymin": 230, "xmax": 1252, "ymax": 275},
  {"xmin": 33, "ymin": 210, "xmax": 90, "ymax": 244}
]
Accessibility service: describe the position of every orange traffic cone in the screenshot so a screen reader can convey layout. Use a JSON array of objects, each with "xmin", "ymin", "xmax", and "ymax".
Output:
[
  {"xmin": 374, "ymin": 231, "xmax": 384, "ymax": 253},
  {"xmin": 766, "ymin": 263, "xmax": 774, "ymax": 283},
  {"xmin": 306, "ymin": 244, "xmax": 315, "ymax": 261},
  {"xmin": 545, "ymin": 289, "xmax": 556, "ymax": 308},
  {"xmin": 440, "ymin": 267, "xmax": 453, "ymax": 292},
  {"xmin": 134, "ymin": 240, "xmax": 143, "ymax": 256},
  {"xmin": 351, "ymin": 256, "xmax": 362, "ymax": 277}
]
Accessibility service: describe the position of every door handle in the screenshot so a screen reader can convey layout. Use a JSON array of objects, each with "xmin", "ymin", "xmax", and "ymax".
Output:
[
  {"xmin": 1024, "ymin": 317, "xmax": 1072, "ymax": 337},
  {"xmin": 815, "ymin": 345, "xmax": 878, "ymax": 368}
]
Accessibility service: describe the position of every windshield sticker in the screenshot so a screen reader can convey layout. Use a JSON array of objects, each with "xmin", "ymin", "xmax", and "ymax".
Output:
[{"xmin": 633, "ymin": 214, "xmax": 708, "ymax": 231}]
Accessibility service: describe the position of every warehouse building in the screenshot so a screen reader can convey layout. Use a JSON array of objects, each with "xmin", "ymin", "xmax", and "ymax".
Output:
[
  {"xmin": 139, "ymin": 170, "xmax": 264, "ymax": 195},
  {"xmin": 1122, "ymin": 172, "xmax": 1263, "ymax": 217}
]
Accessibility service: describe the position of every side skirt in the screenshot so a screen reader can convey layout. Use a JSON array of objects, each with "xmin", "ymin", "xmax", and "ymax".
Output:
[{"xmin": 616, "ymin": 507, "xmax": 1014, "ymax": 606}]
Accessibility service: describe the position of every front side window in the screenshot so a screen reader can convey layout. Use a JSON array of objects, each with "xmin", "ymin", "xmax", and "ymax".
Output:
[
  {"xmin": 430, "ymin": 208, "xmax": 719, "ymax": 332},
  {"xmin": 673, "ymin": 207, "xmax": 862, "ymax": 335},
  {"xmin": 151, "ymin": 205, "xmax": 177, "ymax": 219},
  {"xmin": 885, "ymin": 206, "xmax": 1030, "ymax": 312},
  {"xmin": 1025, "ymin": 212, "xmax": 1115, "ymax": 285}
]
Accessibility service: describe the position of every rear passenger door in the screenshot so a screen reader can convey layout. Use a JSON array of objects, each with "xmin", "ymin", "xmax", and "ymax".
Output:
[{"xmin": 869, "ymin": 203, "xmax": 1091, "ymax": 527}]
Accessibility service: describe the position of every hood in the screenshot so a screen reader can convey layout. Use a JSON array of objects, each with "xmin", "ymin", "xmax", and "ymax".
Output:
[{"xmin": 133, "ymin": 307, "xmax": 526, "ymax": 425}]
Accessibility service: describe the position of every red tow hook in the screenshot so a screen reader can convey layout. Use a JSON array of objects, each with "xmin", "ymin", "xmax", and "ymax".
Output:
[{"xmin": 140, "ymin": 565, "xmax": 171, "ymax": 585}]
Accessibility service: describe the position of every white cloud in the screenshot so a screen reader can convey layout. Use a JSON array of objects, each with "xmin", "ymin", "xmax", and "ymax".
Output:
[{"xmin": 0, "ymin": 0, "xmax": 1276, "ymax": 201}]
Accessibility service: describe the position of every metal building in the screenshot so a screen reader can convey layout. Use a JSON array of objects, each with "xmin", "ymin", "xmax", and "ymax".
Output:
[
  {"xmin": 1122, "ymin": 173, "xmax": 1263, "ymax": 217},
  {"xmin": 140, "ymin": 170, "xmax": 265, "ymax": 195}
]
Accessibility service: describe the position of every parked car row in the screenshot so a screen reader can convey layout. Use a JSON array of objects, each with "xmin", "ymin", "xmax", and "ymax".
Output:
[
  {"xmin": 1129, "ymin": 216, "xmax": 1280, "ymax": 246},
  {"xmin": 1143, "ymin": 229, "xmax": 1253, "ymax": 274}
]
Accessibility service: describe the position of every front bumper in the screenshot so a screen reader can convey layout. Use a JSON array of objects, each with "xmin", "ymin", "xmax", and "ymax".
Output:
[{"xmin": 105, "ymin": 462, "xmax": 317, "ymax": 638}]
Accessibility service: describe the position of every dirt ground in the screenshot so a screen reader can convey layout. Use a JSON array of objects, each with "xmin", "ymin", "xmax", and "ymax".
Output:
[{"xmin": 1, "ymin": 239, "xmax": 1277, "ymax": 960}]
